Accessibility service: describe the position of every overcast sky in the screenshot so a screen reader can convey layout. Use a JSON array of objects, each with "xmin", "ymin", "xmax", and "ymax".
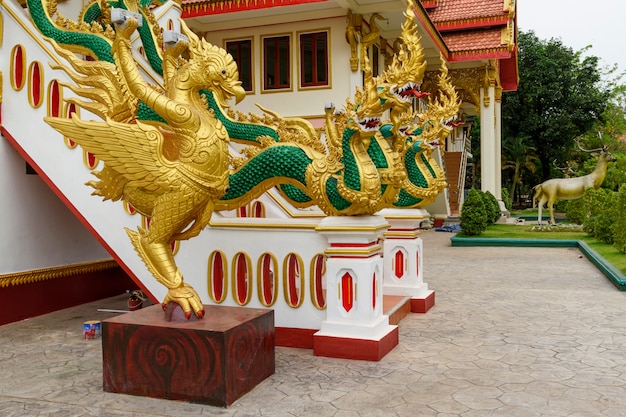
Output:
[{"xmin": 517, "ymin": 1, "xmax": 626, "ymax": 78}]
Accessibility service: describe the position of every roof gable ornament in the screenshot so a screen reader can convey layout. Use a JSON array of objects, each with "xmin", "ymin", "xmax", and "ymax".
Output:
[
  {"xmin": 380, "ymin": 0, "xmax": 427, "ymax": 89},
  {"xmin": 345, "ymin": 11, "xmax": 362, "ymax": 71},
  {"xmin": 345, "ymin": 11, "xmax": 388, "ymax": 72}
]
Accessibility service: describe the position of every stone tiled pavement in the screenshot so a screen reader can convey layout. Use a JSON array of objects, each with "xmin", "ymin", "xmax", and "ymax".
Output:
[{"xmin": 2, "ymin": 229, "xmax": 626, "ymax": 416}]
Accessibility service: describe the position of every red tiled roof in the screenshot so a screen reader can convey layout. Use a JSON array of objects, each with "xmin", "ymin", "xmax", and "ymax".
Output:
[
  {"xmin": 443, "ymin": 28, "xmax": 512, "ymax": 61},
  {"xmin": 443, "ymin": 28, "xmax": 502, "ymax": 52},
  {"xmin": 181, "ymin": 0, "xmax": 329, "ymax": 17},
  {"xmin": 426, "ymin": 0, "xmax": 510, "ymax": 25}
]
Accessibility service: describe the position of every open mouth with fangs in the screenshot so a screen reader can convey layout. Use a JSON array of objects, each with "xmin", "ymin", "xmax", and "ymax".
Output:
[
  {"xmin": 392, "ymin": 82, "xmax": 430, "ymax": 102},
  {"xmin": 398, "ymin": 125, "xmax": 414, "ymax": 136},
  {"xmin": 427, "ymin": 139, "xmax": 441, "ymax": 149},
  {"xmin": 444, "ymin": 115, "xmax": 464, "ymax": 128},
  {"xmin": 356, "ymin": 116, "xmax": 382, "ymax": 132}
]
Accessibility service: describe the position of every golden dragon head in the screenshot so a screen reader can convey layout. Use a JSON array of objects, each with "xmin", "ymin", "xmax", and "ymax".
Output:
[
  {"xmin": 181, "ymin": 21, "xmax": 246, "ymax": 107},
  {"xmin": 417, "ymin": 56, "xmax": 462, "ymax": 149},
  {"xmin": 376, "ymin": 0, "xmax": 428, "ymax": 113},
  {"xmin": 327, "ymin": 56, "xmax": 383, "ymax": 150},
  {"xmin": 393, "ymin": 110, "xmax": 436, "ymax": 158}
]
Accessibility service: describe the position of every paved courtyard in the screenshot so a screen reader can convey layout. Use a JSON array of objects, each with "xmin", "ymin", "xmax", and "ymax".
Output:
[{"xmin": 2, "ymin": 229, "xmax": 626, "ymax": 416}]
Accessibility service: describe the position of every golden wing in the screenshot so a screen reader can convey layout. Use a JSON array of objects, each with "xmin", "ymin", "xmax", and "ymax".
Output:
[
  {"xmin": 45, "ymin": 116, "xmax": 178, "ymax": 192},
  {"xmin": 48, "ymin": 39, "xmax": 140, "ymax": 123}
]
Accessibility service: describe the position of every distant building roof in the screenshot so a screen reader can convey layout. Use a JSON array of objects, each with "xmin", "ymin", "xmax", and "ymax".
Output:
[
  {"xmin": 424, "ymin": 0, "xmax": 511, "ymax": 26},
  {"xmin": 421, "ymin": 0, "xmax": 518, "ymax": 90}
]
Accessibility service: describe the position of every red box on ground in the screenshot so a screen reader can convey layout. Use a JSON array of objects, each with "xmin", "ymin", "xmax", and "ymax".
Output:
[{"xmin": 102, "ymin": 304, "xmax": 275, "ymax": 407}]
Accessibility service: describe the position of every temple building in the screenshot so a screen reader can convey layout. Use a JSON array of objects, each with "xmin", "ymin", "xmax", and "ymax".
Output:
[{"xmin": 0, "ymin": 0, "xmax": 517, "ymax": 339}]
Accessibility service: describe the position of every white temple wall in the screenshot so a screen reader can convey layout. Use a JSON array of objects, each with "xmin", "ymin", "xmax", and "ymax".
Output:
[
  {"xmin": 202, "ymin": 14, "xmax": 353, "ymax": 122},
  {"xmin": 0, "ymin": 137, "xmax": 109, "ymax": 274}
]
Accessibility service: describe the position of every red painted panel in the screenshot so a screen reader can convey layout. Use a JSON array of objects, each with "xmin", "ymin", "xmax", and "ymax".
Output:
[
  {"xmin": 49, "ymin": 80, "xmax": 61, "ymax": 117},
  {"xmin": 313, "ymin": 327, "xmax": 399, "ymax": 361},
  {"xmin": 394, "ymin": 250, "xmax": 404, "ymax": 279},
  {"xmin": 253, "ymin": 201, "xmax": 263, "ymax": 217},
  {"xmin": 275, "ymin": 327, "xmax": 316, "ymax": 349},
  {"xmin": 235, "ymin": 254, "xmax": 249, "ymax": 304},
  {"xmin": 372, "ymin": 272, "xmax": 377, "ymax": 310},
  {"xmin": 341, "ymin": 272, "xmax": 353, "ymax": 312},
  {"xmin": 410, "ymin": 292, "xmax": 436, "ymax": 313},
  {"xmin": 313, "ymin": 255, "xmax": 325, "ymax": 308},
  {"xmin": 31, "ymin": 62, "xmax": 42, "ymax": 107},
  {"xmin": 211, "ymin": 253, "xmax": 225, "ymax": 302},
  {"xmin": 260, "ymin": 254, "xmax": 275, "ymax": 305},
  {"xmin": 13, "ymin": 46, "xmax": 24, "ymax": 89},
  {"xmin": 0, "ymin": 267, "xmax": 135, "ymax": 326},
  {"xmin": 286, "ymin": 254, "xmax": 300, "ymax": 306}
]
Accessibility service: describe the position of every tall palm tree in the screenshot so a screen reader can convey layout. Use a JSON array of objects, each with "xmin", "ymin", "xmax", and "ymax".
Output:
[{"xmin": 502, "ymin": 135, "xmax": 539, "ymax": 206}]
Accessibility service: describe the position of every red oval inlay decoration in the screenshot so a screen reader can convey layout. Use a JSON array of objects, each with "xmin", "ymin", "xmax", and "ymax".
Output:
[
  {"xmin": 13, "ymin": 46, "xmax": 24, "ymax": 89},
  {"xmin": 31, "ymin": 62, "xmax": 42, "ymax": 107}
]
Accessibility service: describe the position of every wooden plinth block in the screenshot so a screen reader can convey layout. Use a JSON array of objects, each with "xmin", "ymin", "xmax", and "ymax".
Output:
[{"xmin": 102, "ymin": 304, "xmax": 275, "ymax": 407}]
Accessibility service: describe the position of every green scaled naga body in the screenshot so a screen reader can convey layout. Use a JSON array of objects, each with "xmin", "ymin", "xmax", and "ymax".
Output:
[{"xmin": 31, "ymin": 0, "xmax": 459, "ymax": 317}]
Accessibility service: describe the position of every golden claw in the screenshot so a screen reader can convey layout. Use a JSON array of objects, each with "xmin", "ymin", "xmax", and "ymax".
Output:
[{"xmin": 162, "ymin": 283, "xmax": 205, "ymax": 320}]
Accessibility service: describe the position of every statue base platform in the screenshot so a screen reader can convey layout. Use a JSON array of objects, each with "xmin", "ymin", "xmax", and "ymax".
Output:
[
  {"xmin": 411, "ymin": 291, "xmax": 435, "ymax": 313},
  {"xmin": 313, "ymin": 327, "xmax": 399, "ymax": 361},
  {"xmin": 102, "ymin": 304, "xmax": 275, "ymax": 407}
]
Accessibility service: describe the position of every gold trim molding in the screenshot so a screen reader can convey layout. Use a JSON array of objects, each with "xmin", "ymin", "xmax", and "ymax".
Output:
[{"xmin": 0, "ymin": 259, "xmax": 119, "ymax": 288}]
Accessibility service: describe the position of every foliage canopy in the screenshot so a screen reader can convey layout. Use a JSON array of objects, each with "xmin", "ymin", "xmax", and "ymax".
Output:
[{"xmin": 502, "ymin": 31, "xmax": 614, "ymax": 183}]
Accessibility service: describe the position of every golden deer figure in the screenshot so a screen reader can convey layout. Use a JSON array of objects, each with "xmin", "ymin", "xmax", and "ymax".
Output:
[{"xmin": 533, "ymin": 139, "xmax": 616, "ymax": 225}]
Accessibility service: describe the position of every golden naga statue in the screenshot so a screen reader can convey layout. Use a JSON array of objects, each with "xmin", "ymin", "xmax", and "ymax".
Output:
[
  {"xmin": 46, "ymin": 18, "xmax": 245, "ymax": 318},
  {"xmin": 33, "ymin": 0, "xmax": 459, "ymax": 318}
]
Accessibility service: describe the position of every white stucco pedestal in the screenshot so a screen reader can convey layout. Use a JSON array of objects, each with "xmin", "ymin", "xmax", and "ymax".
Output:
[
  {"xmin": 380, "ymin": 208, "xmax": 435, "ymax": 313},
  {"xmin": 313, "ymin": 216, "xmax": 398, "ymax": 361}
]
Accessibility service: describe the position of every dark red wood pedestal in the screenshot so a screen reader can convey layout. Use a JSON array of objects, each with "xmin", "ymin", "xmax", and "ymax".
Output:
[{"xmin": 102, "ymin": 305, "xmax": 275, "ymax": 407}]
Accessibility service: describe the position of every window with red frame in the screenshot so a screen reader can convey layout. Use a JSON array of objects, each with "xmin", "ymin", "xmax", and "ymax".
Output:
[
  {"xmin": 300, "ymin": 31, "xmax": 328, "ymax": 87},
  {"xmin": 226, "ymin": 39, "xmax": 253, "ymax": 92},
  {"xmin": 263, "ymin": 35, "xmax": 290, "ymax": 90}
]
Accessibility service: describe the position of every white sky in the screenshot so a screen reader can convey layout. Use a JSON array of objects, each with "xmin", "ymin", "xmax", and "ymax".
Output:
[{"xmin": 517, "ymin": 0, "xmax": 626, "ymax": 78}]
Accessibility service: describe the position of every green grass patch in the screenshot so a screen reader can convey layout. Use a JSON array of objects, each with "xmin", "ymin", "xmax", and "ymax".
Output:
[{"xmin": 456, "ymin": 224, "xmax": 626, "ymax": 274}]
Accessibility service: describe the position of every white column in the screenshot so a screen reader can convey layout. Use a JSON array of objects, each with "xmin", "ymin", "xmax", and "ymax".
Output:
[
  {"xmin": 480, "ymin": 84, "xmax": 497, "ymax": 195},
  {"xmin": 315, "ymin": 216, "xmax": 395, "ymax": 340},
  {"xmin": 494, "ymin": 90, "xmax": 503, "ymax": 200},
  {"xmin": 379, "ymin": 208, "xmax": 434, "ymax": 313},
  {"xmin": 313, "ymin": 215, "xmax": 399, "ymax": 360}
]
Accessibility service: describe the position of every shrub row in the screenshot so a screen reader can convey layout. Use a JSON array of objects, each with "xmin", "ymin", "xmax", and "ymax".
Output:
[
  {"xmin": 565, "ymin": 185, "xmax": 626, "ymax": 253},
  {"xmin": 460, "ymin": 189, "xmax": 502, "ymax": 236}
]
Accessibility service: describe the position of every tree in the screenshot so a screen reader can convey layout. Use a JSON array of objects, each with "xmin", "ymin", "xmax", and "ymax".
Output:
[
  {"xmin": 502, "ymin": 31, "xmax": 612, "ymax": 182},
  {"xmin": 501, "ymin": 135, "xmax": 539, "ymax": 205}
]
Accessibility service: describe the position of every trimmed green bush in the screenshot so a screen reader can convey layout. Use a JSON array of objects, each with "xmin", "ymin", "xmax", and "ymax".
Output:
[
  {"xmin": 582, "ymin": 187, "xmax": 608, "ymax": 237},
  {"xmin": 460, "ymin": 189, "xmax": 488, "ymax": 236},
  {"xmin": 482, "ymin": 191, "xmax": 501, "ymax": 224},
  {"xmin": 565, "ymin": 197, "xmax": 586, "ymax": 224},
  {"xmin": 594, "ymin": 189, "xmax": 617, "ymax": 244},
  {"xmin": 613, "ymin": 185, "xmax": 626, "ymax": 253},
  {"xmin": 501, "ymin": 188, "xmax": 512, "ymax": 211},
  {"xmin": 553, "ymin": 199, "xmax": 568, "ymax": 214}
]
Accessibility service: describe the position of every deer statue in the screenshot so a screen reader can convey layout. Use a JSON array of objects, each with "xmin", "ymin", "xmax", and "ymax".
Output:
[{"xmin": 533, "ymin": 138, "xmax": 616, "ymax": 225}]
